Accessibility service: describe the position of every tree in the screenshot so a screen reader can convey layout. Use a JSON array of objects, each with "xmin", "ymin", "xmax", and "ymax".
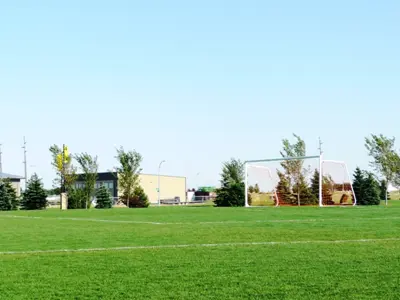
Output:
[
  {"xmin": 214, "ymin": 158, "xmax": 250, "ymax": 207},
  {"xmin": 95, "ymin": 184, "xmax": 113, "ymax": 209},
  {"xmin": 49, "ymin": 145, "xmax": 77, "ymax": 193},
  {"xmin": 75, "ymin": 153, "xmax": 98, "ymax": 209},
  {"xmin": 365, "ymin": 134, "xmax": 399, "ymax": 205},
  {"xmin": 20, "ymin": 174, "xmax": 47, "ymax": 210},
  {"xmin": 67, "ymin": 187, "xmax": 86, "ymax": 209},
  {"xmin": 275, "ymin": 171, "xmax": 296, "ymax": 205},
  {"xmin": 352, "ymin": 167, "xmax": 364, "ymax": 204},
  {"xmin": 379, "ymin": 180, "xmax": 391, "ymax": 201},
  {"xmin": 123, "ymin": 185, "xmax": 150, "ymax": 208},
  {"xmin": 0, "ymin": 181, "xmax": 11, "ymax": 211},
  {"xmin": 0, "ymin": 179, "xmax": 19, "ymax": 211},
  {"xmin": 293, "ymin": 174, "xmax": 318, "ymax": 205},
  {"xmin": 115, "ymin": 147, "xmax": 142, "ymax": 208},
  {"xmin": 352, "ymin": 168, "xmax": 381, "ymax": 205},
  {"xmin": 361, "ymin": 172, "xmax": 381, "ymax": 205},
  {"xmin": 280, "ymin": 134, "xmax": 309, "ymax": 205},
  {"xmin": 248, "ymin": 185, "xmax": 254, "ymax": 193},
  {"xmin": 311, "ymin": 169, "xmax": 320, "ymax": 200},
  {"xmin": 254, "ymin": 183, "xmax": 260, "ymax": 194}
]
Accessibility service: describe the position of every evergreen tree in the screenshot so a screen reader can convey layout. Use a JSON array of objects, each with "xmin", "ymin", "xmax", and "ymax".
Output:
[
  {"xmin": 379, "ymin": 180, "xmax": 391, "ymax": 201},
  {"xmin": 293, "ymin": 174, "xmax": 318, "ymax": 205},
  {"xmin": 0, "ymin": 181, "xmax": 12, "ymax": 211},
  {"xmin": 21, "ymin": 174, "xmax": 48, "ymax": 210},
  {"xmin": 125, "ymin": 185, "xmax": 150, "ymax": 208},
  {"xmin": 352, "ymin": 167, "xmax": 364, "ymax": 204},
  {"xmin": 275, "ymin": 171, "xmax": 295, "ymax": 205},
  {"xmin": 214, "ymin": 158, "xmax": 250, "ymax": 207},
  {"xmin": 248, "ymin": 185, "xmax": 254, "ymax": 193},
  {"xmin": 95, "ymin": 184, "xmax": 113, "ymax": 209},
  {"xmin": 254, "ymin": 183, "xmax": 260, "ymax": 194},
  {"xmin": 5, "ymin": 180, "xmax": 18, "ymax": 210},
  {"xmin": 361, "ymin": 172, "xmax": 381, "ymax": 205},
  {"xmin": 311, "ymin": 169, "xmax": 320, "ymax": 200}
]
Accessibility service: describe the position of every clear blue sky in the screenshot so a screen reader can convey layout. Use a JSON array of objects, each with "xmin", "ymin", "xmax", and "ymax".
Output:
[{"xmin": 1, "ymin": 0, "xmax": 399, "ymax": 188}]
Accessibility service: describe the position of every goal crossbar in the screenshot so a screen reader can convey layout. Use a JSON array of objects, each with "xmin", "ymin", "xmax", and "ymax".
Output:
[{"xmin": 245, "ymin": 155, "xmax": 320, "ymax": 164}]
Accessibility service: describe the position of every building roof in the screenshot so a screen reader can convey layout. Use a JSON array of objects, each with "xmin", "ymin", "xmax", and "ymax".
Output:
[{"xmin": 0, "ymin": 172, "xmax": 24, "ymax": 179}]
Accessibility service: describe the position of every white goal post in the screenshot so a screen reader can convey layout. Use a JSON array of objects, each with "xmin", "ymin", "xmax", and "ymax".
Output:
[{"xmin": 244, "ymin": 155, "xmax": 357, "ymax": 207}]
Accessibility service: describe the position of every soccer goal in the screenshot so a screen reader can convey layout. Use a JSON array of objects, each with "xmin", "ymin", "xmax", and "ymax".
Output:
[
  {"xmin": 321, "ymin": 160, "xmax": 357, "ymax": 206},
  {"xmin": 244, "ymin": 155, "xmax": 356, "ymax": 207}
]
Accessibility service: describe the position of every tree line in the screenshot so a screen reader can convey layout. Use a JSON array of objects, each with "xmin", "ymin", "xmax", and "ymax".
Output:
[
  {"xmin": 214, "ymin": 134, "xmax": 400, "ymax": 207},
  {"xmin": 0, "ymin": 145, "xmax": 149, "ymax": 211}
]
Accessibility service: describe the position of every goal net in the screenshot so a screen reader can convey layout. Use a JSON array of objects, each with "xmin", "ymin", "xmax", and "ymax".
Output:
[
  {"xmin": 245, "ymin": 156, "xmax": 357, "ymax": 207},
  {"xmin": 245, "ymin": 156, "xmax": 321, "ymax": 207},
  {"xmin": 321, "ymin": 160, "xmax": 356, "ymax": 206}
]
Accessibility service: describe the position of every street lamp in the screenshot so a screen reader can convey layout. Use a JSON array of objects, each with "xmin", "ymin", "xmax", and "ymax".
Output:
[{"xmin": 158, "ymin": 160, "xmax": 166, "ymax": 206}]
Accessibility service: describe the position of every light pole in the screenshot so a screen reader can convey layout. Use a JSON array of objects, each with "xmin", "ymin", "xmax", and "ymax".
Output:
[
  {"xmin": 158, "ymin": 160, "xmax": 165, "ymax": 206},
  {"xmin": 195, "ymin": 172, "xmax": 200, "ymax": 190}
]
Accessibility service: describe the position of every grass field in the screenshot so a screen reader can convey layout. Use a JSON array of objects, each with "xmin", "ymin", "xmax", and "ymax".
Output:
[{"xmin": 1, "ymin": 202, "xmax": 400, "ymax": 299}]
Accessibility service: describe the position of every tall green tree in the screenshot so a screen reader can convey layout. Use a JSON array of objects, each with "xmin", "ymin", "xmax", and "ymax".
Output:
[
  {"xmin": 361, "ymin": 172, "xmax": 381, "ymax": 205},
  {"xmin": 75, "ymin": 153, "xmax": 99, "ymax": 209},
  {"xmin": 352, "ymin": 167, "xmax": 364, "ymax": 204},
  {"xmin": 21, "ymin": 174, "xmax": 48, "ymax": 210},
  {"xmin": 352, "ymin": 168, "xmax": 381, "ymax": 205},
  {"xmin": 254, "ymin": 183, "xmax": 260, "ymax": 194},
  {"xmin": 0, "ymin": 180, "xmax": 12, "ymax": 211},
  {"xmin": 379, "ymin": 180, "xmax": 391, "ymax": 201},
  {"xmin": 115, "ymin": 147, "xmax": 142, "ymax": 208},
  {"xmin": 310, "ymin": 169, "xmax": 320, "ymax": 200},
  {"xmin": 275, "ymin": 171, "xmax": 295, "ymax": 205},
  {"xmin": 214, "ymin": 158, "xmax": 249, "ymax": 207},
  {"xmin": 365, "ymin": 134, "xmax": 399, "ymax": 205},
  {"xmin": 0, "ymin": 179, "xmax": 19, "ymax": 211},
  {"xmin": 293, "ymin": 174, "xmax": 318, "ymax": 205},
  {"xmin": 95, "ymin": 184, "xmax": 113, "ymax": 209},
  {"xmin": 280, "ymin": 134, "xmax": 309, "ymax": 205}
]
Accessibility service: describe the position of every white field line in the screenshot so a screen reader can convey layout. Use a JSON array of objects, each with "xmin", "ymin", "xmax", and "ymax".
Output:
[
  {"xmin": 1, "ymin": 238, "xmax": 400, "ymax": 256},
  {"xmin": 0, "ymin": 215, "xmax": 400, "ymax": 225}
]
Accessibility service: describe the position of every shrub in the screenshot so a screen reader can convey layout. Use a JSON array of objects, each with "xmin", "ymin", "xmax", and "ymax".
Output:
[
  {"xmin": 96, "ymin": 185, "xmax": 113, "ymax": 209},
  {"xmin": 122, "ymin": 185, "xmax": 149, "ymax": 208},
  {"xmin": 67, "ymin": 188, "xmax": 86, "ymax": 209}
]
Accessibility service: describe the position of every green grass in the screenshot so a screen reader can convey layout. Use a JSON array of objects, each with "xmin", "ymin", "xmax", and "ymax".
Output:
[{"xmin": 1, "ymin": 203, "xmax": 400, "ymax": 299}]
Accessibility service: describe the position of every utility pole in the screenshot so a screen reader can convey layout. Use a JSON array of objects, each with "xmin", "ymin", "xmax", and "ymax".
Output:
[
  {"xmin": 0, "ymin": 143, "xmax": 3, "ymax": 174},
  {"xmin": 61, "ymin": 144, "xmax": 65, "ymax": 210},
  {"xmin": 158, "ymin": 160, "xmax": 166, "ymax": 206},
  {"xmin": 318, "ymin": 137, "xmax": 323, "ymax": 155},
  {"xmin": 318, "ymin": 137, "xmax": 323, "ymax": 207},
  {"xmin": 22, "ymin": 137, "xmax": 28, "ymax": 187}
]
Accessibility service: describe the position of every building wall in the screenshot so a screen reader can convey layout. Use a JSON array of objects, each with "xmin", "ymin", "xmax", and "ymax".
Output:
[
  {"xmin": 116, "ymin": 174, "xmax": 186, "ymax": 204},
  {"xmin": 11, "ymin": 182, "xmax": 21, "ymax": 197}
]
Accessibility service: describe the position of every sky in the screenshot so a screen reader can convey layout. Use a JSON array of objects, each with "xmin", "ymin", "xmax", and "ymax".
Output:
[{"xmin": 1, "ymin": 0, "xmax": 399, "ymax": 189}]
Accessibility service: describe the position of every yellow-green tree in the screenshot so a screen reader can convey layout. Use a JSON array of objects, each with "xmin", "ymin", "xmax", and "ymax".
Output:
[{"xmin": 49, "ymin": 144, "xmax": 77, "ymax": 193}]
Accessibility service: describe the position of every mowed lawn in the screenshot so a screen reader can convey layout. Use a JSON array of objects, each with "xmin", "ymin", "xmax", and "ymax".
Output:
[{"xmin": 1, "ymin": 203, "xmax": 400, "ymax": 299}]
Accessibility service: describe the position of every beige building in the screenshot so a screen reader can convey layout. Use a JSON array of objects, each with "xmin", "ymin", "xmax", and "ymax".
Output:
[
  {"xmin": 75, "ymin": 172, "xmax": 186, "ymax": 205},
  {"xmin": 137, "ymin": 174, "xmax": 186, "ymax": 204},
  {"xmin": 0, "ymin": 172, "xmax": 23, "ymax": 197}
]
